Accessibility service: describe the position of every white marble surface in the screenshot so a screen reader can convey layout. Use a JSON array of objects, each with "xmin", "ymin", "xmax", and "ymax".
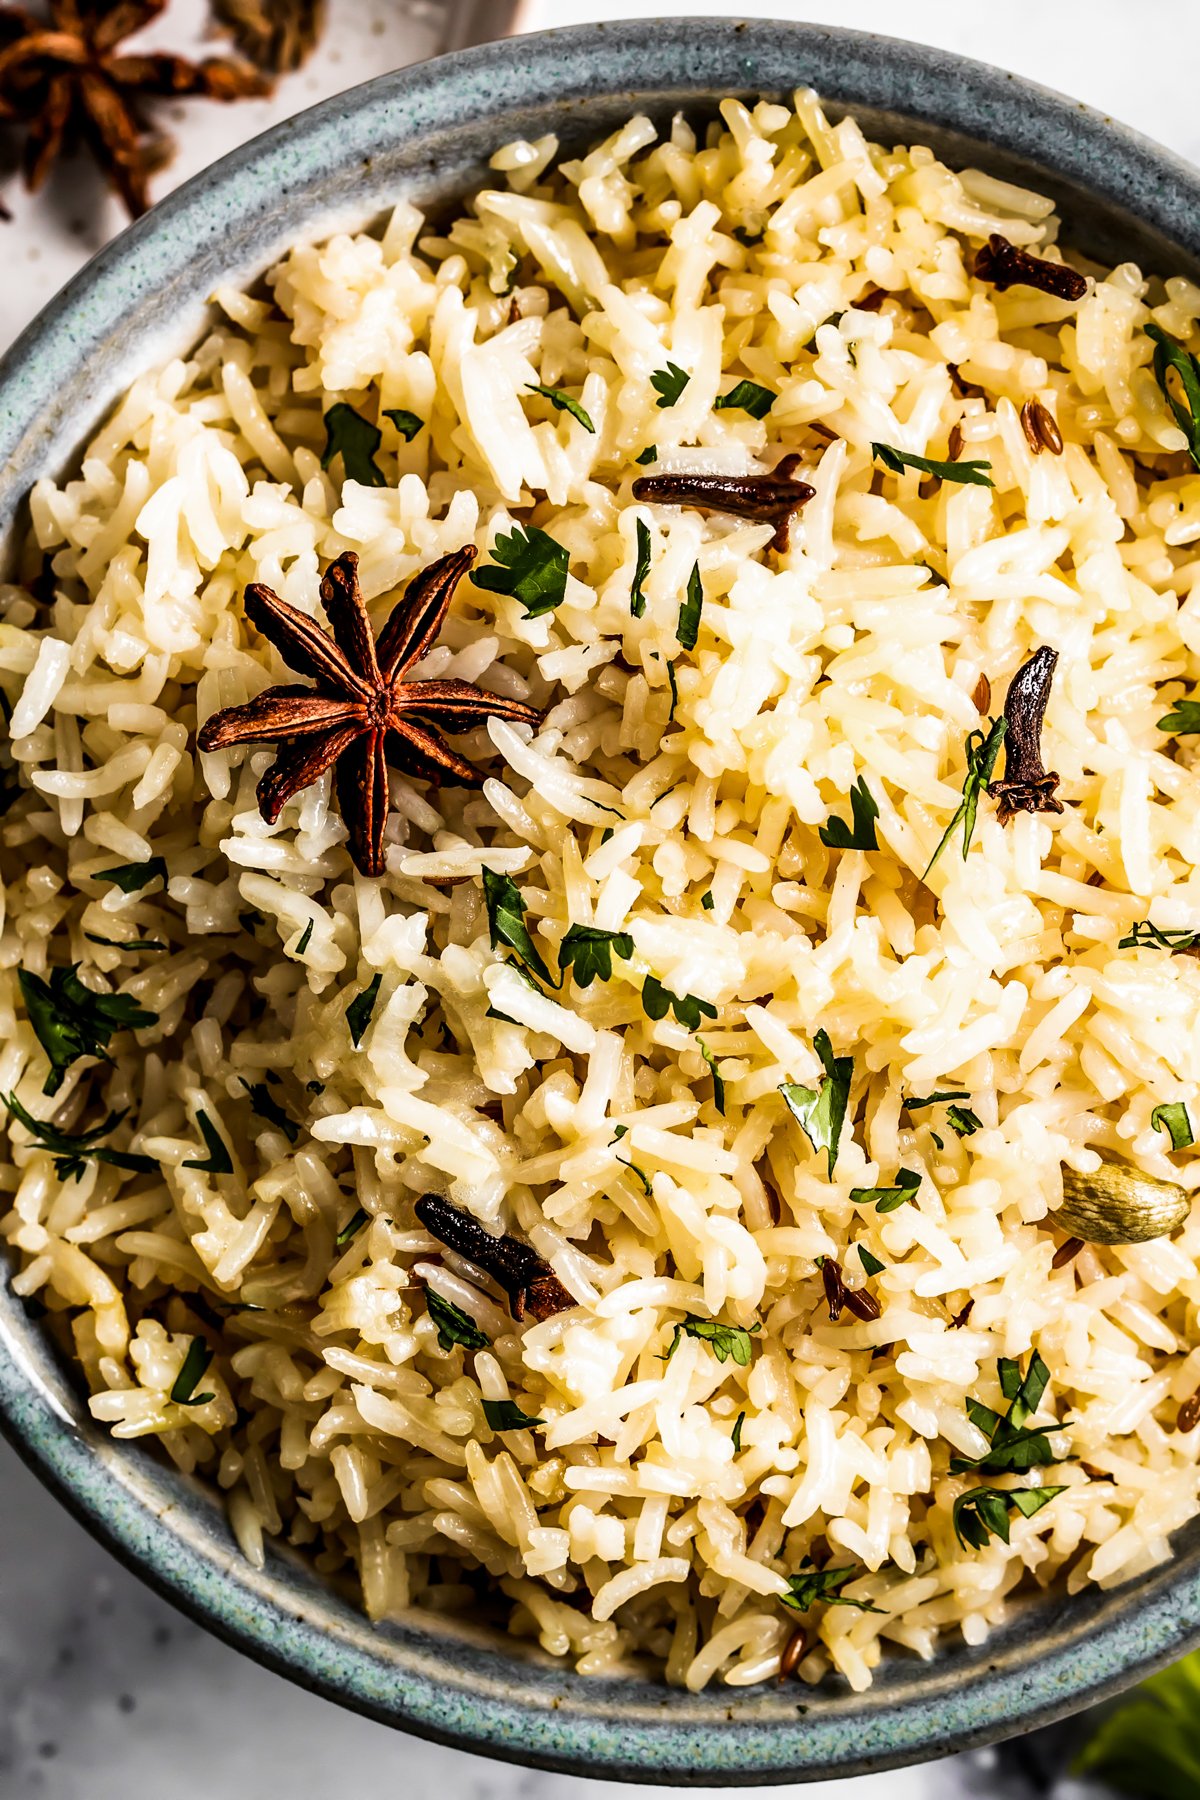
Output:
[{"xmin": 3, "ymin": 1, "xmax": 1197, "ymax": 1793}]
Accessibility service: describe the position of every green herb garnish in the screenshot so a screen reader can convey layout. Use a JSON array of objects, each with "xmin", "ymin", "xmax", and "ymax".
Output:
[
  {"xmin": 482, "ymin": 1397, "xmax": 545, "ymax": 1431},
  {"xmin": 1073, "ymin": 1646, "xmax": 1200, "ymax": 1799},
  {"xmin": 857, "ymin": 1245, "xmax": 885, "ymax": 1276},
  {"xmin": 850, "ymin": 1168, "xmax": 921, "ymax": 1214},
  {"xmin": 612, "ymin": 1125, "xmax": 653, "ymax": 1196},
  {"xmin": 666, "ymin": 1315, "xmax": 759, "ymax": 1366},
  {"xmin": 951, "ymin": 1352, "xmax": 1065, "ymax": 1476},
  {"xmin": 322, "ymin": 402, "xmax": 386, "ymax": 487},
  {"xmin": 635, "ymin": 446, "xmax": 658, "ymax": 465},
  {"xmin": 383, "ymin": 408, "xmax": 423, "ymax": 442},
  {"xmin": 904, "ymin": 1090, "xmax": 971, "ymax": 1111},
  {"xmin": 346, "ymin": 973, "xmax": 383, "ymax": 1047},
  {"xmin": 952, "ymin": 1482, "xmax": 1064, "ymax": 1551},
  {"xmin": 923, "ymin": 715, "xmax": 1007, "ymax": 876},
  {"xmin": 84, "ymin": 933, "xmax": 166, "ymax": 952},
  {"xmin": 558, "ymin": 924, "xmax": 633, "ymax": 989},
  {"xmin": 294, "ymin": 920, "xmax": 314, "ymax": 956},
  {"xmin": 677, "ymin": 562, "xmax": 703, "ymax": 650},
  {"xmin": 698, "ymin": 1038, "xmax": 726, "ymax": 1115},
  {"xmin": 239, "ymin": 1079, "xmax": 299, "ymax": 1144},
  {"xmin": 335, "ymin": 1206, "xmax": 369, "ymax": 1247},
  {"xmin": 1158, "ymin": 697, "xmax": 1200, "ymax": 735},
  {"xmin": 666, "ymin": 660, "xmax": 679, "ymax": 720},
  {"xmin": 700, "ymin": 890, "xmax": 715, "ymax": 912},
  {"xmin": 482, "ymin": 870, "xmax": 555, "ymax": 987},
  {"xmin": 1152, "ymin": 1101, "xmax": 1194, "ymax": 1150},
  {"xmin": 18, "ymin": 965, "xmax": 157, "ymax": 1096},
  {"xmin": 630, "ymin": 517, "xmax": 652, "ymax": 619},
  {"xmin": 782, "ymin": 1563, "xmax": 883, "ymax": 1614},
  {"xmin": 526, "ymin": 383, "xmax": 595, "ymax": 433},
  {"xmin": 1119, "ymin": 921, "xmax": 1200, "ymax": 952},
  {"xmin": 3, "ymin": 1092, "xmax": 156, "ymax": 1183},
  {"xmin": 731, "ymin": 1410, "xmax": 745, "ymax": 1452},
  {"xmin": 651, "ymin": 362, "xmax": 690, "ymax": 409},
  {"xmin": 819, "ymin": 777, "xmax": 879, "ymax": 851},
  {"xmin": 169, "ymin": 1338, "xmax": 215, "ymax": 1406},
  {"xmin": 96, "ymin": 858, "xmax": 168, "ymax": 893},
  {"xmin": 426, "ymin": 1290, "xmax": 490, "ymax": 1352},
  {"xmin": 183, "ymin": 1110, "xmax": 233, "ymax": 1175},
  {"xmin": 947, "ymin": 1104, "xmax": 982, "ymax": 1136},
  {"xmin": 779, "ymin": 1029, "xmax": 852, "ymax": 1177},
  {"xmin": 473, "ymin": 524, "xmax": 570, "ymax": 618},
  {"xmin": 872, "ymin": 442, "xmax": 994, "ymax": 487},
  {"xmin": 642, "ymin": 974, "xmax": 717, "ymax": 1031},
  {"xmin": 1145, "ymin": 322, "xmax": 1200, "ymax": 470},
  {"xmin": 715, "ymin": 380, "xmax": 775, "ymax": 419}
]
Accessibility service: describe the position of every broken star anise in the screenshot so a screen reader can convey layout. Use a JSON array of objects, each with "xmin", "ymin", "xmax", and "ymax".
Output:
[
  {"xmin": 197, "ymin": 547, "xmax": 543, "ymax": 879},
  {"xmin": 0, "ymin": 0, "xmax": 270, "ymax": 218}
]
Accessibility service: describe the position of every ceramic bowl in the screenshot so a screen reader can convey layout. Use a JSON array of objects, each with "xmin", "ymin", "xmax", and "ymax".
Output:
[{"xmin": 3, "ymin": 18, "xmax": 1200, "ymax": 1785}]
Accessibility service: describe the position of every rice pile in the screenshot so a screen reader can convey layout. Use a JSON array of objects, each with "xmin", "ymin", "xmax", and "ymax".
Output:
[{"xmin": 4, "ymin": 90, "xmax": 1200, "ymax": 1696}]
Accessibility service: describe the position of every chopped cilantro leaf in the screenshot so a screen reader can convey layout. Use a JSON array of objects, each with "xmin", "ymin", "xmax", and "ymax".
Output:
[
  {"xmin": 666, "ymin": 1314, "xmax": 759, "ymax": 1366},
  {"xmin": 3, "ymin": 1091, "xmax": 156, "ymax": 1183},
  {"xmin": 239, "ymin": 1079, "xmax": 299, "ymax": 1144},
  {"xmin": 872, "ymin": 441, "xmax": 994, "ymax": 487},
  {"xmin": 924, "ymin": 715, "xmax": 1007, "ymax": 876},
  {"xmin": 819, "ymin": 777, "xmax": 879, "ymax": 851},
  {"xmin": 1152, "ymin": 1101, "xmax": 1194, "ymax": 1149},
  {"xmin": 96, "ymin": 858, "xmax": 167, "ymax": 893},
  {"xmin": 526, "ymin": 383, "xmax": 595, "ymax": 433},
  {"xmin": 18, "ymin": 964, "xmax": 157, "ymax": 1097},
  {"xmin": 426, "ymin": 1290, "xmax": 490, "ymax": 1352},
  {"xmin": 651, "ymin": 362, "xmax": 690, "ymax": 409},
  {"xmin": 473, "ymin": 524, "xmax": 570, "ymax": 618},
  {"xmin": 183, "ymin": 1109, "xmax": 233, "ymax": 1175},
  {"xmin": 850, "ymin": 1168, "xmax": 921, "ymax": 1214},
  {"xmin": 558, "ymin": 924, "xmax": 633, "ymax": 989},
  {"xmin": 642, "ymin": 974, "xmax": 717, "ymax": 1031},
  {"xmin": 384, "ymin": 408, "xmax": 423, "ymax": 442},
  {"xmin": 170, "ymin": 1337, "xmax": 215, "ymax": 1406},
  {"xmin": 482, "ymin": 870, "xmax": 555, "ymax": 987},
  {"xmin": 346, "ymin": 973, "xmax": 383, "ymax": 1046},
  {"xmin": 715, "ymin": 380, "xmax": 775, "ymax": 419},
  {"xmin": 677, "ymin": 562, "xmax": 703, "ymax": 650},
  {"xmin": 321, "ymin": 402, "xmax": 386, "ymax": 487},
  {"xmin": 778, "ymin": 1029, "xmax": 852, "ymax": 1177},
  {"xmin": 482, "ymin": 1397, "xmax": 545, "ymax": 1431},
  {"xmin": 630, "ymin": 517, "xmax": 652, "ymax": 619}
]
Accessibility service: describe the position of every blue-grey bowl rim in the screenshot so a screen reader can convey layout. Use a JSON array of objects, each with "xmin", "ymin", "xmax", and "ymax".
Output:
[{"xmin": 3, "ymin": 15, "xmax": 1200, "ymax": 1785}]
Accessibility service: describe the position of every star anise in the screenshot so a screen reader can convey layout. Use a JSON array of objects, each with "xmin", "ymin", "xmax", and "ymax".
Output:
[
  {"xmin": 212, "ymin": 0, "xmax": 324, "ymax": 74},
  {"xmin": 197, "ymin": 547, "xmax": 543, "ymax": 879},
  {"xmin": 0, "ymin": 0, "xmax": 270, "ymax": 218}
]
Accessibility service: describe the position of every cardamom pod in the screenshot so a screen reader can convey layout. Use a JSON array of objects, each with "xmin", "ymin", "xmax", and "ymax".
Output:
[{"xmin": 1058, "ymin": 1160, "xmax": 1189, "ymax": 1245}]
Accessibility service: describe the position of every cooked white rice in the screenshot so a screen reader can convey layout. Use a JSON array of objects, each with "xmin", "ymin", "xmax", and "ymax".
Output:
[{"xmin": 4, "ymin": 90, "xmax": 1200, "ymax": 1696}]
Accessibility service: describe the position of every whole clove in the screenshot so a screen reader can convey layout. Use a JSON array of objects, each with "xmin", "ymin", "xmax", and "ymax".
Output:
[
  {"xmin": 988, "ymin": 646, "xmax": 1065, "ymax": 823},
  {"xmin": 974, "ymin": 234, "xmax": 1088, "ymax": 303},
  {"xmin": 414, "ymin": 1194, "xmax": 575, "ymax": 1322},
  {"xmin": 632, "ymin": 455, "xmax": 815, "ymax": 551}
]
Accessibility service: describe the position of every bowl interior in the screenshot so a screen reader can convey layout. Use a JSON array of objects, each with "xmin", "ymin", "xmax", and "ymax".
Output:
[{"xmin": 3, "ymin": 17, "xmax": 1200, "ymax": 1785}]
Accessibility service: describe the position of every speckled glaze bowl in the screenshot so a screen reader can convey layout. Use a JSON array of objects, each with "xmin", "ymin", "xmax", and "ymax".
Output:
[{"xmin": 4, "ymin": 18, "xmax": 1200, "ymax": 1784}]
